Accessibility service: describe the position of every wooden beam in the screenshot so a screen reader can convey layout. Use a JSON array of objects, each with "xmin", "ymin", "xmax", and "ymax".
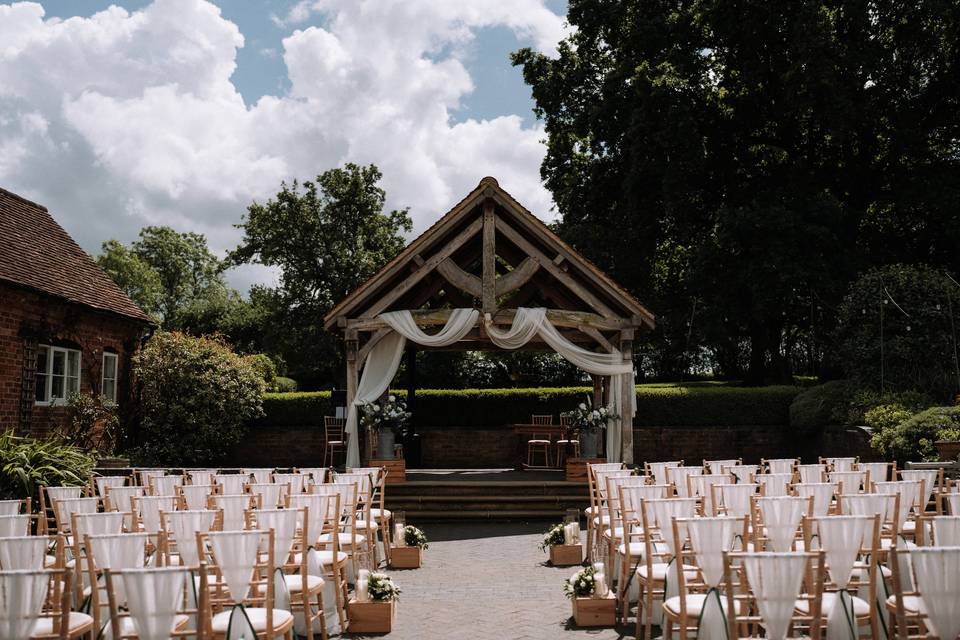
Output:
[
  {"xmin": 578, "ymin": 325, "xmax": 614, "ymax": 352},
  {"xmin": 481, "ymin": 201, "xmax": 496, "ymax": 313},
  {"xmin": 619, "ymin": 329, "xmax": 634, "ymax": 465},
  {"xmin": 495, "ymin": 257, "xmax": 539, "ymax": 297},
  {"xmin": 362, "ymin": 217, "xmax": 483, "ymax": 318},
  {"xmin": 347, "ymin": 307, "xmax": 628, "ymax": 332},
  {"xmin": 436, "ymin": 258, "xmax": 481, "ymax": 297},
  {"xmin": 494, "ymin": 217, "xmax": 618, "ymax": 318}
]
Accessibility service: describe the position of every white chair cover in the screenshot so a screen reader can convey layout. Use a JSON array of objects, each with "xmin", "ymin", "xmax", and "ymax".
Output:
[
  {"xmin": 188, "ymin": 470, "xmax": 216, "ymax": 486},
  {"xmin": 794, "ymin": 483, "xmax": 835, "ymax": 516},
  {"xmin": 875, "ymin": 481, "xmax": 922, "ymax": 530},
  {"xmin": 718, "ymin": 484, "xmax": 758, "ymax": 519},
  {"xmin": 839, "ymin": 493, "xmax": 895, "ymax": 523},
  {"xmin": 301, "ymin": 468, "xmax": 329, "ymax": 485},
  {"xmin": 254, "ymin": 509, "xmax": 298, "ymax": 563},
  {"xmin": 668, "ymin": 467, "xmax": 702, "ymax": 498},
  {"xmin": 857, "ymin": 462, "xmax": 889, "ymax": 484},
  {"xmin": 214, "ymin": 475, "xmax": 246, "ymax": 495},
  {"xmin": 211, "ymin": 495, "xmax": 252, "ymax": 532},
  {"xmin": 120, "ymin": 567, "xmax": 189, "ymax": 640},
  {"xmin": 943, "ymin": 492, "xmax": 960, "ymax": 517},
  {"xmin": 797, "ymin": 464, "xmax": 826, "ymax": 484},
  {"xmin": 766, "ymin": 459, "xmax": 796, "ymax": 475},
  {"xmin": 0, "ymin": 516, "xmax": 30, "ymax": 538},
  {"xmin": 90, "ymin": 532, "xmax": 149, "ymax": 604},
  {"xmin": 208, "ymin": 531, "xmax": 264, "ymax": 602},
  {"xmin": 273, "ymin": 473, "xmax": 306, "ymax": 494},
  {"xmin": 287, "ymin": 495, "xmax": 332, "ymax": 544},
  {"xmin": 0, "ymin": 502, "xmax": 20, "ymax": 517},
  {"xmin": 829, "ymin": 471, "xmax": 866, "ymax": 494},
  {"xmin": 107, "ymin": 486, "xmax": 144, "ymax": 512},
  {"xmin": 900, "ymin": 469, "xmax": 939, "ymax": 498},
  {"xmin": 930, "ymin": 516, "xmax": 960, "ymax": 547},
  {"xmin": 165, "ymin": 510, "xmax": 216, "ymax": 567},
  {"xmin": 247, "ymin": 484, "xmax": 286, "ymax": 510},
  {"xmin": 138, "ymin": 496, "xmax": 178, "ymax": 534},
  {"xmin": 243, "ymin": 469, "xmax": 274, "ymax": 485},
  {"xmin": 0, "ymin": 569, "xmax": 51, "ymax": 640},
  {"xmin": 54, "ymin": 496, "xmax": 99, "ymax": 530},
  {"xmin": 149, "ymin": 476, "xmax": 183, "ymax": 497},
  {"xmin": 621, "ymin": 485, "xmax": 670, "ymax": 526},
  {"xmin": 826, "ymin": 457, "xmax": 856, "ymax": 472},
  {"xmin": 728, "ymin": 465, "xmax": 759, "ymax": 484},
  {"xmin": 94, "ymin": 476, "xmax": 127, "ymax": 497},
  {"xmin": 759, "ymin": 473, "xmax": 792, "ymax": 497},
  {"xmin": 0, "ymin": 537, "xmax": 47, "ymax": 570},
  {"xmin": 334, "ymin": 473, "xmax": 373, "ymax": 497},
  {"xmin": 648, "ymin": 498, "xmax": 698, "ymax": 555},
  {"xmin": 138, "ymin": 470, "xmax": 166, "ymax": 487},
  {"xmin": 704, "ymin": 459, "xmax": 738, "ymax": 474},
  {"xmin": 685, "ymin": 517, "xmax": 740, "ymax": 587},
  {"xmin": 180, "ymin": 485, "xmax": 215, "ymax": 511},
  {"xmin": 690, "ymin": 474, "xmax": 733, "ymax": 515},
  {"xmin": 647, "ymin": 461, "xmax": 681, "ymax": 486},
  {"xmin": 909, "ymin": 546, "xmax": 960, "ymax": 640},
  {"xmin": 741, "ymin": 552, "xmax": 809, "ymax": 640},
  {"xmin": 73, "ymin": 511, "xmax": 126, "ymax": 537},
  {"xmin": 45, "ymin": 486, "xmax": 82, "ymax": 504},
  {"xmin": 815, "ymin": 516, "xmax": 871, "ymax": 589},
  {"xmin": 757, "ymin": 497, "xmax": 807, "ymax": 552}
]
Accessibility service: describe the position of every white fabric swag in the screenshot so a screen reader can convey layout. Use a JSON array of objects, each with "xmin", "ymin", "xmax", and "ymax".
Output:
[{"xmin": 345, "ymin": 307, "xmax": 636, "ymax": 466}]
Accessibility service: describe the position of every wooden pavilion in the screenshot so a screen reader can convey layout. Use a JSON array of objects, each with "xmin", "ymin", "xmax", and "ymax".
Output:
[{"xmin": 323, "ymin": 177, "xmax": 655, "ymax": 463}]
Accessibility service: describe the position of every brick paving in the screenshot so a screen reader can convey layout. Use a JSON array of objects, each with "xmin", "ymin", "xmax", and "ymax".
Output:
[{"xmin": 348, "ymin": 521, "xmax": 634, "ymax": 639}]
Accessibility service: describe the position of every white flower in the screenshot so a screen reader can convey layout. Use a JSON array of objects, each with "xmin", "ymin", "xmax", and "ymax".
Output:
[
  {"xmin": 579, "ymin": 403, "xmax": 587, "ymax": 410},
  {"xmin": 388, "ymin": 395, "xmax": 396, "ymax": 402}
]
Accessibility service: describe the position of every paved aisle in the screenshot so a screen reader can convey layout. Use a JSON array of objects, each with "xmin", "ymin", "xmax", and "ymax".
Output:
[{"xmin": 350, "ymin": 522, "xmax": 632, "ymax": 639}]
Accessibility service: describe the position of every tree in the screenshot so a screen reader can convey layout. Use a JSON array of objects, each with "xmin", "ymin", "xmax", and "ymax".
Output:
[
  {"xmin": 96, "ymin": 239, "xmax": 163, "ymax": 319},
  {"xmin": 513, "ymin": 0, "xmax": 960, "ymax": 384},
  {"xmin": 230, "ymin": 164, "xmax": 412, "ymax": 387}
]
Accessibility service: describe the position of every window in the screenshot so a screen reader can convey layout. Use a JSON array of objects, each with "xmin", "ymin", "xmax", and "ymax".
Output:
[
  {"xmin": 102, "ymin": 352, "xmax": 118, "ymax": 404},
  {"xmin": 35, "ymin": 345, "xmax": 81, "ymax": 405}
]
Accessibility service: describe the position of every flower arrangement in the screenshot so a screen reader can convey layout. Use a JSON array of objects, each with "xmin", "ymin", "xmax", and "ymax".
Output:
[
  {"xmin": 403, "ymin": 525, "xmax": 429, "ymax": 549},
  {"xmin": 360, "ymin": 395, "xmax": 412, "ymax": 436},
  {"xmin": 563, "ymin": 566, "xmax": 597, "ymax": 599},
  {"xmin": 538, "ymin": 522, "xmax": 566, "ymax": 552},
  {"xmin": 561, "ymin": 396, "xmax": 616, "ymax": 433},
  {"xmin": 367, "ymin": 572, "xmax": 401, "ymax": 602}
]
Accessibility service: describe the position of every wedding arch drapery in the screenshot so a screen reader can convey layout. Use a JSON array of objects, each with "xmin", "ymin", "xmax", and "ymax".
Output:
[{"xmin": 344, "ymin": 307, "xmax": 635, "ymax": 466}]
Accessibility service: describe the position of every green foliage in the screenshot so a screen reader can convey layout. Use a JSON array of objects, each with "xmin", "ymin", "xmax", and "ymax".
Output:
[
  {"xmin": 0, "ymin": 430, "xmax": 96, "ymax": 501},
  {"xmin": 403, "ymin": 525, "xmax": 428, "ymax": 550},
  {"xmin": 56, "ymin": 393, "xmax": 119, "ymax": 455},
  {"xmin": 513, "ymin": 1, "xmax": 960, "ymax": 384},
  {"xmin": 564, "ymin": 566, "xmax": 597, "ymax": 599},
  {"xmin": 539, "ymin": 523, "xmax": 566, "ymax": 552},
  {"xmin": 96, "ymin": 239, "xmax": 164, "ymax": 319},
  {"xmin": 789, "ymin": 381, "xmax": 853, "ymax": 429},
  {"xmin": 272, "ymin": 377, "xmax": 298, "ymax": 393},
  {"xmin": 866, "ymin": 403, "xmax": 917, "ymax": 459},
  {"xmin": 132, "ymin": 332, "xmax": 265, "ymax": 465},
  {"xmin": 836, "ymin": 264, "xmax": 960, "ymax": 401},
  {"xmin": 869, "ymin": 406, "xmax": 960, "ymax": 463},
  {"xmin": 245, "ymin": 354, "xmax": 278, "ymax": 390},
  {"xmin": 259, "ymin": 384, "xmax": 801, "ymax": 428},
  {"xmin": 367, "ymin": 573, "xmax": 401, "ymax": 602},
  {"xmin": 838, "ymin": 388, "xmax": 933, "ymax": 427},
  {"xmin": 230, "ymin": 164, "xmax": 412, "ymax": 388}
]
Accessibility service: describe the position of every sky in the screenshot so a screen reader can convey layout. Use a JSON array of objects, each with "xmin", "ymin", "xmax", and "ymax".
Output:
[{"xmin": 0, "ymin": 0, "xmax": 568, "ymax": 291}]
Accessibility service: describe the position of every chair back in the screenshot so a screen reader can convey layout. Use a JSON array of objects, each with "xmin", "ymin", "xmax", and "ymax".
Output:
[
  {"xmin": 704, "ymin": 459, "xmax": 740, "ymax": 474},
  {"xmin": 249, "ymin": 508, "xmax": 299, "ymax": 565},
  {"xmin": 792, "ymin": 482, "xmax": 836, "ymax": 516},
  {"xmin": 715, "ymin": 484, "xmax": 758, "ymax": 519},
  {"xmin": 243, "ymin": 468, "xmax": 274, "ymax": 484},
  {"xmin": 530, "ymin": 414, "xmax": 553, "ymax": 425},
  {"xmin": 161, "ymin": 510, "xmax": 218, "ymax": 566},
  {"xmin": 203, "ymin": 529, "xmax": 274, "ymax": 608},
  {"xmin": 837, "ymin": 493, "xmax": 899, "ymax": 537},
  {"xmin": 148, "ymin": 475, "xmax": 183, "ymax": 497},
  {"xmin": 900, "ymin": 469, "xmax": 942, "ymax": 504},
  {"xmin": 324, "ymin": 416, "xmax": 346, "ymax": 441},
  {"xmin": 52, "ymin": 496, "xmax": 100, "ymax": 533},
  {"xmin": 677, "ymin": 516, "xmax": 748, "ymax": 588},
  {"xmin": 209, "ymin": 494, "xmax": 255, "ymax": 531},
  {"xmin": 797, "ymin": 463, "xmax": 827, "ymax": 484},
  {"xmin": 137, "ymin": 495, "xmax": 178, "ymax": 534},
  {"xmin": 299, "ymin": 467, "xmax": 329, "ymax": 485},
  {"xmin": 928, "ymin": 515, "xmax": 960, "ymax": 546},
  {"xmin": 0, "ymin": 536, "xmax": 50, "ymax": 570},
  {"xmin": 856, "ymin": 461, "xmax": 890, "ymax": 487},
  {"xmin": 213, "ymin": 474, "xmax": 246, "ymax": 495},
  {"xmin": 875, "ymin": 480, "xmax": 924, "ymax": 531},
  {"xmin": 763, "ymin": 458, "xmax": 797, "ymax": 475},
  {"xmin": 105, "ymin": 486, "xmax": 144, "ymax": 513},
  {"xmin": 822, "ymin": 456, "xmax": 857, "ymax": 472},
  {"xmin": 757, "ymin": 473, "xmax": 792, "ymax": 497},
  {"xmin": 0, "ymin": 569, "xmax": 59, "ymax": 639},
  {"xmin": 187, "ymin": 469, "xmax": 216, "ymax": 486},
  {"xmin": 93, "ymin": 475, "xmax": 127, "ymax": 497},
  {"xmin": 72, "ymin": 511, "xmax": 126, "ymax": 537},
  {"xmin": 828, "ymin": 470, "xmax": 867, "ymax": 494},
  {"xmin": 727, "ymin": 465, "xmax": 759, "ymax": 484},
  {"xmin": 179, "ymin": 484, "xmax": 216, "ymax": 511},
  {"xmin": 667, "ymin": 466, "xmax": 703, "ymax": 497},
  {"xmin": 273, "ymin": 472, "xmax": 307, "ymax": 494},
  {"xmin": 901, "ymin": 546, "xmax": 960, "ymax": 640},
  {"xmin": 645, "ymin": 497, "xmax": 698, "ymax": 555},
  {"xmin": 287, "ymin": 493, "xmax": 337, "ymax": 545},
  {"xmin": 136, "ymin": 469, "xmax": 166, "ymax": 487},
  {"xmin": 754, "ymin": 496, "xmax": 812, "ymax": 552},
  {"xmin": 645, "ymin": 460, "xmax": 682, "ymax": 486},
  {"xmin": 104, "ymin": 565, "xmax": 198, "ymax": 640},
  {"xmin": 0, "ymin": 515, "xmax": 32, "ymax": 537},
  {"xmin": 246, "ymin": 483, "xmax": 288, "ymax": 510},
  {"xmin": 689, "ymin": 473, "xmax": 733, "ymax": 515}
]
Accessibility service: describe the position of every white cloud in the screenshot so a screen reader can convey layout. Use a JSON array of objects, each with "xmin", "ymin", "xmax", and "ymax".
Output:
[{"xmin": 0, "ymin": 0, "xmax": 563, "ymax": 292}]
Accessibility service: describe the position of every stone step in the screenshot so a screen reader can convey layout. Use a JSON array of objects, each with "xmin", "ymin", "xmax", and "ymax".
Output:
[
  {"xmin": 398, "ymin": 509, "xmax": 573, "ymax": 521},
  {"xmin": 388, "ymin": 481, "xmax": 588, "ymax": 498}
]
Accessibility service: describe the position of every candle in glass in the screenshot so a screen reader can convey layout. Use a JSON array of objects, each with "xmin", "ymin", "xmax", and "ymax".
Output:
[
  {"xmin": 394, "ymin": 523, "xmax": 406, "ymax": 546},
  {"xmin": 356, "ymin": 577, "xmax": 369, "ymax": 602}
]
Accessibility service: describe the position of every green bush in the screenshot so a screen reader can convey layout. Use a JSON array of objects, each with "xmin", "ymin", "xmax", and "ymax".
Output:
[
  {"xmin": 258, "ymin": 384, "xmax": 802, "ymax": 428},
  {"xmin": 272, "ymin": 377, "xmax": 298, "ymax": 393},
  {"xmin": 246, "ymin": 353, "xmax": 278, "ymax": 390},
  {"xmin": 132, "ymin": 332, "xmax": 266, "ymax": 465},
  {"xmin": 0, "ymin": 430, "xmax": 96, "ymax": 501},
  {"xmin": 789, "ymin": 381, "xmax": 852, "ymax": 429},
  {"xmin": 870, "ymin": 405, "xmax": 960, "ymax": 462},
  {"xmin": 841, "ymin": 388, "xmax": 932, "ymax": 426}
]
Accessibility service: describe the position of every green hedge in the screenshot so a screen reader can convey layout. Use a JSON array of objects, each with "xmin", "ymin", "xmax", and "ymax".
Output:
[{"xmin": 260, "ymin": 384, "xmax": 802, "ymax": 428}]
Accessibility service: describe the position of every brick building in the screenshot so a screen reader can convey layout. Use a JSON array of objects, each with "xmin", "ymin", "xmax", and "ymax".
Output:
[{"xmin": 0, "ymin": 187, "xmax": 153, "ymax": 436}]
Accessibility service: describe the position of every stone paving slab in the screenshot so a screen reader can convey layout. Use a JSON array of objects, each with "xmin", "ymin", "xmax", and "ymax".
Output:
[{"xmin": 347, "ymin": 521, "xmax": 634, "ymax": 639}]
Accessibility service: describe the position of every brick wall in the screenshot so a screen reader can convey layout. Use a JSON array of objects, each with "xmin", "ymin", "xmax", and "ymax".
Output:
[
  {"xmin": 0, "ymin": 281, "xmax": 148, "ymax": 436},
  {"xmin": 230, "ymin": 423, "xmax": 875, "ymax": 467}
]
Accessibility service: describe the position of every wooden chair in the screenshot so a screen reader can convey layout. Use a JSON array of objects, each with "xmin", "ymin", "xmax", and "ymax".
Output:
[
  {"xmin": 91, "ymin": 475, "xmax": 126, "ymax": 499},
  {"xmin": 104, "ymin": 566, "xmax": 202, "ymax": 639},
  {"xmin": 37, "ymin": 486, "xmax": 85, "ymax": 534},
  {"xmin": 612, "ymin": 484, "xmax": 670, "ymax": 627},
  {"xmin": 525, "ymin": 414, "xmax": 554, "ymax": 469},
  {"xmin": 24, "ymin": 566, "xmax": 93, "ymax": 639},
  {"xmin": 555, "ymin": 415, "xmax": 580, "ymax": 467},
  {"xmin": 288, "ymin": 493, "xmax": 348, "ymax": 634},
  {"xmin": 889, "ymin": 546, "xmax": 960, "ymax": 639},
  {"xmin": 323, "ymin": 416, "xmax": 348, "ymax": 467}
]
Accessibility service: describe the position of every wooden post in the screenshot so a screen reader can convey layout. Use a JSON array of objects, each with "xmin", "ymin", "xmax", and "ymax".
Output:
[
  {"xmin": 345, "ymin": 331, "xmax": 359, "ymax": 462},
  {"xmin": 592, "ymin": 375, "xmax": 603, "ymax": 407},
  {"xmin": 406, "ymin": 345, "xmax": 417, "ymax": 430},
  {"xmin": 481, "ymin": 199, "xmax": 496, "ymax": 313},
  {"xmin": 620, "ymin": 329, "xmax": 634, "ymax": 465}
]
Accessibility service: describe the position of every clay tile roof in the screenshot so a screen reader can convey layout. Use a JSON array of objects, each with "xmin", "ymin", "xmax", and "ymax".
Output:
[{"xmin": 0, "ymin": 186, "xmax": 153, "ymax": 324}]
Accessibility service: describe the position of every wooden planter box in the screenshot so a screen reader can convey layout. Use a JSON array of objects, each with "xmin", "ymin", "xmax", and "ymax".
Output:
[
  {"xmin": 370, "ymin": 458, "xmax": 406, "ymax": 483},
  {"xmin": 348, "ymin": 598, "xmax": 396, "ymax": 633},
  {"xmin": 549, "ymin": 544, "xmax": 582, "ymax": 567},
  {"xmin": 936, "ymin": 440, "xmax": 960, "ymax": 462},
  {"xmin": 565, "ymin": 457, "xmax": 606, "ymax": 482},
  {"xmin": 572, "ymin": 594, "xmax": 616, "ymax": 627},
  {"xmin": 389, "ymin": 545, "xmax": 422, "ymax": 569}
]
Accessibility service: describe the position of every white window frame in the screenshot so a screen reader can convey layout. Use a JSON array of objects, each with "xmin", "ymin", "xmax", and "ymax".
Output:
[
  {"xmin": 34, "ymin": 344, "xmax": 81, "ymax": 406},
  {"xmin": 102, "ymin": 352, "xmax": 119, "ymax": 406}
]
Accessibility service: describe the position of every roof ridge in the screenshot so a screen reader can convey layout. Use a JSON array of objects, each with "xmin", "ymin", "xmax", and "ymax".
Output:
[{"xmin": 0, "ymin": 186, "xmax": 48, "ymax": 212}]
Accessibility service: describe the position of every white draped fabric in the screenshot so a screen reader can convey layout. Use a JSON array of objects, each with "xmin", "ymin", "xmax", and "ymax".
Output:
[
  {"xmin": 255, "ymin": 509, "xmax": 298, "ymax": 562},
  {"xmin": 857, "ymin": 462, "xmax": 889, "ymax": 484},
  {"xmin": 288, "ymin": 495, "xmax": 332, "ymax": 545},
  {"xmin": 649, "ymin": 498, "xmax": 698, "ymax": 555},
  {"xmin": 900, "ymin": 470, "xmax": 939, "ymax": 499},
  {"xmin": 188, "ymin": 470, "xmax": 216, "ymax": 486},
  {"xmin": 106, "ymin": 486, "xmax": 143, "ymax": 512},
  {"xmin": 728, "ymin": 465, "xmax": 759, "ymax": 484},
  {"xmin": 248, "ymin": 484, "xmax": 285, "ymax": 510},
  {"xmin": 668, "ymin": 467, "xmax": 703, "ymax": 498},
  {"xmin": 212, "ymin": 495, "xmax": 252, "ymax": 532},
  {"xmin": 55, "ymin": 496, "xmax": 98, "ymax": 529},
  {"xmin": 689, "ymin": 474, "xmax": 733, "ymax": 516},
  {"xmin": 214, "ymin": 475, "xmax": 246, "ymax": 495},
  {"xmin": 0, "ymin": 537, "xmax": 47, "ymax": 570},
  {"xmin": 797, "ymin": 464, "xmax": 827, "ymax": 484},
  {"xmin": 943, "ymin": 493, "xmax": 960, "ymax": 517},
  {"xmin": 0, "ymin": 515, "xmax": 31, "ymax": 537},
  {"xmin": 875, "ymin": 481, "xmax": 921, "ymax": 530},
  {"xmin": 909, "ymin": 547, "xmax": 960, "ymax": 640},
  {"xmin": 766, "ymin": 459, "xmax": 797, "ymax": 475},
  {"xmin": 741, "ymin": 553, "xmax": 808, "ymax": 640},
  {"xmin": 90, "ymin": 533, "xmax": 149, "ymax": 604},
  {"xmin": 0, "ymin": 570, "xmax": 50, "ymax": 640},
  {"xmin": 209, "ymin": 531, "xmax": 263, "ymax": 602},
  {"xmin": 648, "ymin": 461, "xmax": 681, "ymax": 486},
  {"xmin": 0, "ymin": 502, "xmax": 20, "ymax": 517},
  {"xmin": 149, "ymin": 476, "xmax": 182, "ymax": 497},
  {"xmin": 94, "ymin": 476, "xmax": 127, "ymax": 497},
  {"xmin": 826, "ymin": 458, "xmax": 856, "ymax": 472},
  {"xmin": 817, "ymin": 516, "xmax": 871, "ymax": 590},
  {"xmin": 45, "ymin": 486, "xmax": 82, "ymax": 504},
  {"xmin": 759, "ymin": 474, "xmax": 792, "ymax": 498},
  {"xmin": 122, "ymin": 567, "xmax": 188, "ymax": 640},
  {"xmin": 720, "ymin": 484, "xmax": 758, "ymax": 519},
  {"xmin": 180, "ymin": 485, "xmax": 213, "ymax": 511},
  {"xmin": 758, "ymin": 497, "xmax": 807, "ymax": 552},
  {"xmin": 74, "ymin": 512, "xmax": 126, "ymax": 537},
  {"xmin": 795, "ymin": 483, "xmax": 836, "ymax": 516},
  {"xmin": 166, "ymin": 511, "xmax": 216, "ymax": 567},
  {"xmin": 138, "ymin": 496, "xmax": 177, "ymax": 534},
  {"xmin": 841, "ymin": 494, "xmax": 895, "ymax": 522},
  {"xmin": 931, "ymin": 517, "xmax": 960, "ymax": 546},
  {"xmin": 686, "ymin": 517, "xmax": 739, "ymax": 587},
  {"xmin": 345, "ymin": 307, "xmax": 636, "ymax": 466},
  {"xmin": 244, "ymin": 469, "xmax": 273, "ymax": 485},
  {"xmin": 273, "ymin": 473, "xmax": 307, "ymax": 494}
]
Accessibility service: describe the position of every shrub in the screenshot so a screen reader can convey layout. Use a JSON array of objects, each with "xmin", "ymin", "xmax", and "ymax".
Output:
[
  {"xmin": 246, "ymin": 353, "xmax": 278, "ymax": 390},
  {"xmin": 841, "ymin": 388, "xmax": 932, "ymax": 426},
  {"xmin": 789, "ymin": 381, "xmax": 852, "ymax": 429},
  {"xmin": 56, "ymin": 393, "xmax": 119, "ymax": 455},
  {"xmin": 869, "ymin": 405, "xmax": 960, "ymax": 462},
  {"xmin": 132, "ymin": 332, "xmax": 266, "ymax": 465},
  {"xmin": 273, "ymin": 376, "xmax": 298, "ymax": 393},
  {"xmin": 258, "ymin": 384, "xmax": 802, "ymax": 428},
  {"xmin": 0, "ymin": 430, "xmax": 96, "ymax": 501}
]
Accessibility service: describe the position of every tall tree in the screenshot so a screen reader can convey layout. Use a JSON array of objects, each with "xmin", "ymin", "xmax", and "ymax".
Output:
[
  {"xmin": 230, "ymin": 164, "xmax": 412, "ymax": 387},
  {"xmin": 514, "ymin": 0, "xmax": 960, "ymax": 384},
  {"xmin": 96, "ymin": 239, "xmax": 164, "ymax": 319}
]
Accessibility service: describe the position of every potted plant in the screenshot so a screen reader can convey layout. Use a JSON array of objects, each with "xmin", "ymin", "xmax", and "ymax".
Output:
[
  {"xmin": 348, "ymin": 572, "xmax": 400, "ymax": 633},
  {"xmin": 564, "ymin": 565, "xmax": 614, "ymax": 627},
  {"xmin": 539, "ymin": 522, "xmax": 582, "ymax": 566},
  {"xmin": 562, "ymin": 397, "xmax": 616, "ymax": 459},
  {"xmin": 391, "ymin": 525, "xmax": 428, "ymax": 568},
  {"xmin": 360, "ymin": 395, "xmax": 411, "ymax": 460}
]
